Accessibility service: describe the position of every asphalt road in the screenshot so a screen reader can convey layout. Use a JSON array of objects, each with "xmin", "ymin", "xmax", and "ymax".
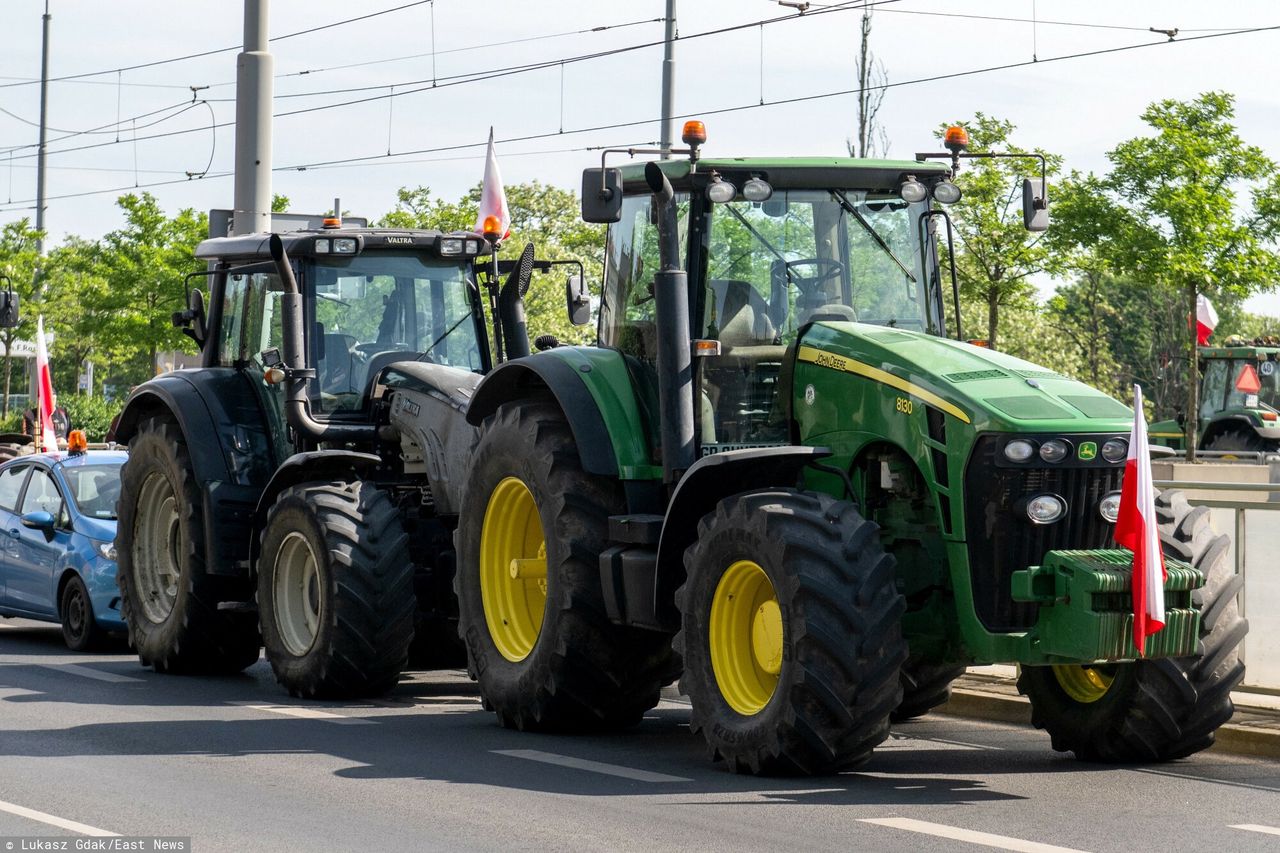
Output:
[{"xmin": 2, "ymin": 618, "xmax": 1278, "ymax": 853}]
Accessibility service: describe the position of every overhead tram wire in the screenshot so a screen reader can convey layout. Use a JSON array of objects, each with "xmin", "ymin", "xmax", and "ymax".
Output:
[
  {"xmin": 3, "ymin": 0, "xmax": 893, "ymax": 164},
  {"xmin": 0, "ymin": 98, "xmax": 202, "ymax": 152},
  {"xmin": 0, "ymin": 0, "xmax": 437, "ymax": 91},
  {"xmin": 0, "ymin": 20, "xmax": 1275, "ymax": 210},
  {"xmin": 815, "ymin": 4, "xmax": 1250, "ymax": 34}
]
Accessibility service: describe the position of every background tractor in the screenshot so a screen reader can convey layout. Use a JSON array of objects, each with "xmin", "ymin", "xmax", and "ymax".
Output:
[
  {"xmin": 449, "ymin": 123, "xmax": 1247, "ymax": 773},
  {"xmin": 1150, "ymin": 336, "xmax": 1280, "ymax": 455},
  {"xmin": 111, "ymin": 217, "xmax": 571, "ymax": 697}
]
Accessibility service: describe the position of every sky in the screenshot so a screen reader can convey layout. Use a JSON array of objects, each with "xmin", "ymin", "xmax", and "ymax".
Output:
[{"xmin": 1, "ymin": 0, "xmax": 1278, "ymax": 310}]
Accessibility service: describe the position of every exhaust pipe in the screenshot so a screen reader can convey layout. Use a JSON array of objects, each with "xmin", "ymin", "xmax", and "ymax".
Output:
[
  {"xmin": 497, "ymin": 243, "xmax": 536, "ymax": 361},
  {"xmin": 269, "ymin": 235, "xmax": 376, "ymax": 445},
  {"xmin": 645, "ymin": 162, "xmax": 695, "ymax": 484}
]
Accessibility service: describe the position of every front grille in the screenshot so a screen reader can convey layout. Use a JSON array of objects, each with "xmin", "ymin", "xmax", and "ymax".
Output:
[{"xmin": 964, "ymin": 434, "xmax": 1124, "ymax": 631}]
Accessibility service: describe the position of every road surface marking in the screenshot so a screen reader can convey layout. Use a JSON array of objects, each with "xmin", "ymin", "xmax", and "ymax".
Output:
[
  {"xmin": 241, "ymin": 703, "xmax": 377, "ymax": 725},
  {"xmin": 37, "ymin": 663, "xmax": 143, "ymax": 683},
  {"xmin": 492, "ymin": 749, "xmax": 693, "ymax": 783},
  {"xmin": 859, "ymin": 818, "xmax": 1090, "ymax": 853},
  {"xmin": 0, "ymin": 798, "xmax": 119, "ymax": 837},
  {"xmin": 1231, "ymin": 825, "xmax": 1280, "ymax": 837},
  {"xmin": 878, "ymin": 734, "xmax": 991, "ymax": 751}
]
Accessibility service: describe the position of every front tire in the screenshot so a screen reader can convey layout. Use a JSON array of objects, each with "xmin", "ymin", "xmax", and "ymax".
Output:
[
  {"xmin": 60, "ymin": 575, "xmax": 104, "ymax": 652},
  {"xmin": 892, "ymin": 660, "xmax": 966, "ymax": 722},
  {"xmin": 1018, "ymin": 490, "xmax": 1248, "ymax": 761},
  {"xmin": 116, "ymin": 416, "xmax": 260, "ymax": 673},
  {"xmin": 675, "ymin": 490, "xmax": 907, "ymax": 775},
  {"xmin": 455, "ymin": 400, "xmax": 675, "ymax": 731},
  {"xmin": 258, "ymin": 482, "xmax": 415, "ymax": 698}
]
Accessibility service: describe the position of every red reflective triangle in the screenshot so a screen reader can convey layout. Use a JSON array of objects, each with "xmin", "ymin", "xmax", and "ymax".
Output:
[{"xmin": 1236, "ymin": 363, "xmax": 1262, "ymax": 394}]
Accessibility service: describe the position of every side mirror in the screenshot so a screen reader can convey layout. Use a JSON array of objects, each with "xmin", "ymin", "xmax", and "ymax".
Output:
[
  {"xmin": 581, "ymin": 168, "xmax": 623, "ymax": 223},
  {"xmin": 1022, "ymin": 178, "xmax": 1049, "ymax": 232},
  {"xmin": 0, "ymin": 291, "xmax": 18, "ymax": 328},
  {"xmin": 172, "ymin": 288, "xmax": 208, "ymax": 348},
  {"xmin": 20, "ymin": 510, "xmax": 55, "ymax": 537},
  {"xmin": 566, "ymin": 274, "xmax": 591, "ymax": 326}
]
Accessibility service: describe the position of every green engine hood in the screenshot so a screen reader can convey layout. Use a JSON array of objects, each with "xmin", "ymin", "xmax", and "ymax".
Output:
[{"xmin": 800, "ymin": 322, "xmax": 1133, "ymax": 434}]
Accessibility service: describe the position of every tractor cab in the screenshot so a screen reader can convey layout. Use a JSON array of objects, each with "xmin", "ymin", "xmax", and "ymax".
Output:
[{"xmin": 1151, "ymin": 336, "xmax": 1280, "ymax": 453}]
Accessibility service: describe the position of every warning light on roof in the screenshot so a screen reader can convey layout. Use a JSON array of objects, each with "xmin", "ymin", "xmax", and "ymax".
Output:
[
  {"xmin": 482, "ymin": 216, "xmax": 501, "ymax": 240},
  {"xmin": 67, "ymin": 429, "xmax": 87, "ymax": 455},
  {"xmin": 681, "ymin": 120, "xmax": 707, "ymax": 147},
  {"xmin": 1236, "ymin": 363, "xmax": 1262, "ymax": 394},
  {"xmin": 944, "ymin": 125, "xmax": 970, "ymax": 152}
]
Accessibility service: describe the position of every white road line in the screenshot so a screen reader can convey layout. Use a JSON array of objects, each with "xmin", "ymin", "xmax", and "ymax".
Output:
[
  {"xmin": 492, "ymin": 749, "xmax": 693, "ymax": 783},
  {"xmin": 859, "ymin": 818, "xmax": 1090, "ymax": 853},
  {"xmin": 1231, "ymin": 825, "xmax": 1280, "ymax": 837},
  {"xmin": 878, "ymin": 735, "xmax": 986, "ymax": 751},
  {"xmin": 240, "ymin": 703, "xmax": 377, "ymax": 725},
  {"xmin": 36, "ymin": 663, "xmax": 143, "ymax": 683},
  {"xmin": 0, "ymin": 798, "xmax": 119, "ymax": 837}
]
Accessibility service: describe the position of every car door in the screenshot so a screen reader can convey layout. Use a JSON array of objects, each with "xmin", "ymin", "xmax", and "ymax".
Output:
[
  {"xmin": 7, "ymin": 465, "xmax": 71, "ymax": 617},
  {"xmin": 0, "ymin": 462, "xmax": 31, "ymax": 608}
]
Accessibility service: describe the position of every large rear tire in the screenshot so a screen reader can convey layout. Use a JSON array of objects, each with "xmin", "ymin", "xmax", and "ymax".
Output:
[
  {"xmin": 675, "ymin": 490, "xmax": 907, "ymax": 775},
  {"xmin": 455, "ymin": 400, "xmax": 676, "ymax": 731},
  {"xmin": 1018, "ymin": 490, "xmax": 1248, "ymax": 761},
  {"xmin": 116, "ymin": 416, "xmax": 260, "ymax": 674},
  {"xmin": 258, "ymin": 481, "xmax": 415, "ymax": 698},
  {"xmin": 1204, "ymin": 430, "xmax": 1276, "ymax": 456}
]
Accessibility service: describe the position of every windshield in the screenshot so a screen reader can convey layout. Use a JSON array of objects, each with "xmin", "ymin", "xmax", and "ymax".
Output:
[
  {"xmin": 307, "ymin": 252, "xmax": 482, "ymax": 413},
  {"xmin": 702, "ymin": 189, "xmax": 931, "ymax": 343},
  {"xmin": 1222, "ymin": 359, "xmax": 1280, "ymax": 412},
  {"xmin": 62, "ymin": 463, "xmax": 121, "ymax": 520}
]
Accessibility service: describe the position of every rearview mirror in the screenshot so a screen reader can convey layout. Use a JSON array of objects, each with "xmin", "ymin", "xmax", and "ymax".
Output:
[
  {"xmin": 0, "ymin": 291, "xmax": 18, "ymax": 328},
  {"xmin": 566, "ymin": 274, "xmax": 591, "ymax": 326},
  {"xmin": 1022, "ymin": 178, "xmax": 1049, "ymax": 232},
  {"xmin": 171, "ymin": 289, "xmax": 208, "ymax": 348},
  {"xmin": 581, "ymin": 168, "xmax": 623, "ymax": 223}
]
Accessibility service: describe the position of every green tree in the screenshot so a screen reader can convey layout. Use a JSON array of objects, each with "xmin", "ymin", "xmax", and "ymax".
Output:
[
  {"xmin": 941, "ymin": 114, "xmax": 1063, "ymax": 351},
  {"xmin": 0, "ymin": 219, "xmax": 44, "ymax": 417},
  {"xmin": 379, "ymin": 181, "xmax": 605, "ymax": 345},
  {"xmin": 1051, "ymin": 93, "xmax": 1280, "ymax": 456}
]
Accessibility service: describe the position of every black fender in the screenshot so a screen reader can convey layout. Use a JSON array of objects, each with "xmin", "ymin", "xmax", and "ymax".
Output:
[
  {"xmin": 249, "ymin": 450, "xmax": 384, "ymax": 568},
  {"xmin": 652, "ymin": 446, "xmax": 831, "ymax": 627},
  {"xmin": 465, "ymin": 356, "xmax": 618, "ymax": 477},
  {"xmin": 1202, "ymin": 414, "xmax": 1272, "ymax": 446},
  {"xmin": 113, "ymin": 369, "xmax": 278, "ymax": 578}
]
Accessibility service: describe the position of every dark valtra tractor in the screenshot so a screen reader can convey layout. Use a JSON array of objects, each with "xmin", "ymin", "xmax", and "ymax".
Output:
[
  {"xmin": 450, "ymin": 123, "xmax": 1246, "ymax": 773},
  {"xmin": 112, "ymin": 216, "xmax": 579, "ymax": 696}
]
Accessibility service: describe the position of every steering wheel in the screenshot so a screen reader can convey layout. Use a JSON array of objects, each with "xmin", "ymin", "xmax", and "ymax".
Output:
[{"xmin": 783, "ymin": 258, "xmax": 846, "ymax": 297}]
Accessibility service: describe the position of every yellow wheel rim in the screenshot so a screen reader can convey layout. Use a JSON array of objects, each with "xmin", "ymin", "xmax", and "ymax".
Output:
[
  {"xmin": 479, "ymin": 477, "xmax": 548, "ymax": 663},
  {"xmin": 710, "ymin": 559, "xmax": 782, "ymax": 716},
  {"xmin": 1052, "ymin": 664, "xmax": 1115, "ymax": 704}
]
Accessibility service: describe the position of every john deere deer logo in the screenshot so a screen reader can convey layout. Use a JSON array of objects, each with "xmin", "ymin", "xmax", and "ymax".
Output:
[{"xmin": 1078, "ymin": 441, "xmax": 1098, "ymax": 461}]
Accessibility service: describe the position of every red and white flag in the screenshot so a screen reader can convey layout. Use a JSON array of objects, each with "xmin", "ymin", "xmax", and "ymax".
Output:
[
  {"xmin": 34, "ymin": 315, "xmax": 57, "ymax": 453},
  {"xmin": 1196, "ymin": 294, "xmax": 1218, "ymax": 346},
  {"xmin": 473, "ymin": 128, "xmax": 510, "ymax": 240},
  {"xmin": 1113, "ymin": 384, "xmax": 1166, "ymax": 654}
]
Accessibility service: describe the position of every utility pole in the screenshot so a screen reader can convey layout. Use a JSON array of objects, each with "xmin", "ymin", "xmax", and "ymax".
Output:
[
  {"xmin": 659, "ymin": 0, "xmax": 676, "ymax": 158},
  {"xmin": 34, "ymin": 0, "xmax": 51, "ymax": 256},
  {"xmin": 232, "ymin": 0, "xmax": 273, "ymax": 236}
]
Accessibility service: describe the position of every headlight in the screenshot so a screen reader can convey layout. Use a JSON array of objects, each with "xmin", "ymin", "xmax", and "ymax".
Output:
[
  {"xmin": 96, "ymin": 541, "xmax": 117, "ymax": 561},
  {"xmin": 899, "ymin": 178, "xmax": 927, "ymax": 203},
  {"xmin": 932, "ymin": 180, "xmax": 962, "ymax": 204},
  {"xmin": 439, "ymin": 238, "xmax": 463, "ymax": 255},
  {"xmin": 333, "ymin": 237, "xmax": 358, "ymax": 254},
  {"xmin": 707, "ymin": 179, "xmax": 737, "ymax": 203},
  {"xmin": 1039, "ymin": 439, "xmax": 1071, "ymax": 463},
  {"xmin": 742, "ymin": 177, "xmax": 773, "ymax": 201},
  {"xmin": 1025, "ymin": 494, "xmax": 1066, "ymax": 525},
  {"xmin": 1004, "ymin": 439, "xmax": 1036, "ymax": 462},
  {"xmin": 1099, "ymin": 492, "xmax": 1121, "ymax": 523},
  {"xmin": 1101, "ymin": 438, "xmax": 1128, "ymax": 463},
  {"xmin": 313, "ymin": 238, "xmax": 330, "ymax": 254}
]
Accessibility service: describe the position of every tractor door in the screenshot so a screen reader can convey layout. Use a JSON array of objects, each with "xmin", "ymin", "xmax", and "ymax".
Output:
[{"xmin": 217, "ymin": 267, "xmax": 293, "ymax": 459}]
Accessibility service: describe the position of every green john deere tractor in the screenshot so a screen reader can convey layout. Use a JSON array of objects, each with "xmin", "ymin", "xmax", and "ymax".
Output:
[
  {"xmin": 1150, "ymin": 336, "xmax": 1280, "ymax": 454},
  {"xmin": 110, "ymin": 217, "xmax": 576, "ymax": 697},
  {"xmin": 451, "ymin": 124, "xmax": 1247, "ymax": 773}
]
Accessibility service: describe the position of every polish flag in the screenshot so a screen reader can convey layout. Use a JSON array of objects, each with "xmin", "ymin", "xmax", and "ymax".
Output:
[
  {"xmin": 1196, "ymin": 294, "xmax": 1218, "ymax": 346},
  {"xmin": 34, "ymin": 315, "xmax": 58, "ymax": 454},
  {"xmin": 1113, "ymin": 384, "xmax": 1166, "ymax": 654},
  {"xmin": 473, "ymin": 128, "xmax": 511, "ymax": 240}
]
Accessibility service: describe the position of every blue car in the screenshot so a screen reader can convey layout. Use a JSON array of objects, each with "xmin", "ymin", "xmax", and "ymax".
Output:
[{"xmin": 0, "ymin": 449, "xmax": 127, "ymax": 649}]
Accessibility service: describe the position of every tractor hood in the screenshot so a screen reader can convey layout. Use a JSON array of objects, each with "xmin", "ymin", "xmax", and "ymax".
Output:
[{"xmin": 800, "ymin": 322, "xmax": 1133, "ymax": 434}]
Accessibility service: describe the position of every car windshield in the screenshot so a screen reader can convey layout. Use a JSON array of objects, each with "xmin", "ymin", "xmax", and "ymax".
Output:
[
  {"xmin": 703, "ymin": 189, "xmax": 931, "ymax": 342},
  {"xmin": 306, "ymin": 253, "xmax": 483, "ymax": 413},
  {"xmin": 62, "ymin": 463, "xmax": 122, "ymax": 520}
]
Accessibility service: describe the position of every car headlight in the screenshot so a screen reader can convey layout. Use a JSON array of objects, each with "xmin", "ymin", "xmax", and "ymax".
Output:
[
  {"xmin": 1099, "ymin": 492, "xmax": 1121, "ymax": 523},
  {"xmin": 1039, "ymin": 439, "xmax": 1071, "ymax": 463},
  {"xmin": 1004, "ymin": 439, "xmax": 1036, "ymax": 462},
  {"xmin": 1025, "ymin": 494, "xmax": 1066, "ymax": 525},
  {"xmin": 96, "ymin": 541, "xmax": 117, "ymax": 562},
  {"xmin": 1101, "ymin": 438, "xmax": 1128, "ymax": 463}
]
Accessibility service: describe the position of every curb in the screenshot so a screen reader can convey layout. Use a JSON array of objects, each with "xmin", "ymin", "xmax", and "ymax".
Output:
[{"xmin": 935, "ymin": 685, "xmax": 1280, "ymax": 761}]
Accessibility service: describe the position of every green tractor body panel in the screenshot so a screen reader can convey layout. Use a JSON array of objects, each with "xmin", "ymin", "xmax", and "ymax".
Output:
[{"xmin": 537, "ymin": 346, "xmax": 664, "ymax": 481}]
